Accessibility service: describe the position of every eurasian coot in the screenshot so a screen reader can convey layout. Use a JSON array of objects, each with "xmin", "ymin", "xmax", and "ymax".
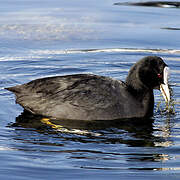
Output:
[{"xmin": 6, "ymin": 56, "xmax": 170, "ymax": 120}]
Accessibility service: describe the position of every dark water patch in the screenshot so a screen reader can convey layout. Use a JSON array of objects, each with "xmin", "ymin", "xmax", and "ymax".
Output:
[
  {"xmin": 162, "ymin": 27, "xmax": 180, "ymax": 30},
  {"xmin": 114, "ymin": 1, "xmax": 180, "ymax": 8}
]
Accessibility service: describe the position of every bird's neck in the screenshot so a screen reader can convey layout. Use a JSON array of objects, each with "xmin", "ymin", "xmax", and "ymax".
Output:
[
  {"xmin": 127, "ymin": 86, "xmax": 154, "ymax": 117},
  {"xmin": 141, "ymin": 90, "xmax": 154, "ymax": 117}
]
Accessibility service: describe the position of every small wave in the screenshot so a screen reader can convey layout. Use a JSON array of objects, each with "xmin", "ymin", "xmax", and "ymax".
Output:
[
  {"xmin": 161, "ymin": 27, "xmax": 180, "ymax": 31},
  {"xmin": 0, "ymin": 146, "xmax": 14, "ymax": 151},
  {"xmin": 31, "ymin": 48, "xmax": 180, "ymax": 55},
  {"xmin": 114, "ymin": 1, "xmax": 180, "ymax": 8},
  {"xmin": 0, "ymin": 55, "xmax": 43, "ymax": 62}
]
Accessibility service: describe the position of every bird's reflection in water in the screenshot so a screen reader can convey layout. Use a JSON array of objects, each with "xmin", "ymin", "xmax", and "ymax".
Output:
[
  {"xmin": 12, "ymin": 110, "xmax": 171, "ymax": 146},
  {"xmin": 10, "ymin": 110, "xmax": 173, "ymax": 167}
]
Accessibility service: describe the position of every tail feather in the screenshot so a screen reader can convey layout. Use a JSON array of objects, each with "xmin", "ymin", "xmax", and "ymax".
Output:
[{"xmin": 5, "ymin": 85, "xmax": 22, "ymax": 94}]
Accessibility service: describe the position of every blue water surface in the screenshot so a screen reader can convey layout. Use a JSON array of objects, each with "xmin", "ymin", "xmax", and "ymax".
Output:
[{"xmin": 1, "ymin": 0, "xmax": 180, "ymax": 179}]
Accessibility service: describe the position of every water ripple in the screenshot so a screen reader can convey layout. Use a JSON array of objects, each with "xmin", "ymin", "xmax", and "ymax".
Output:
[{"xmin": 30, "ymin": 47, "xmax": 180, "ymax": 55}]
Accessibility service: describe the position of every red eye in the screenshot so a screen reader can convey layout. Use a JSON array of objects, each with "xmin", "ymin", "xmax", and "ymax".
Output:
[{"xmin": 157, "ymin": 73, "xmax": 162, "ymax": 78}]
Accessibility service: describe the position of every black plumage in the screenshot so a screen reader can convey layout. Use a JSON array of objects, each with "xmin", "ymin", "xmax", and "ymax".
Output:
[{"xmin": 6, "ymin": 56, "xmax": 169, "ymax": 120}]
